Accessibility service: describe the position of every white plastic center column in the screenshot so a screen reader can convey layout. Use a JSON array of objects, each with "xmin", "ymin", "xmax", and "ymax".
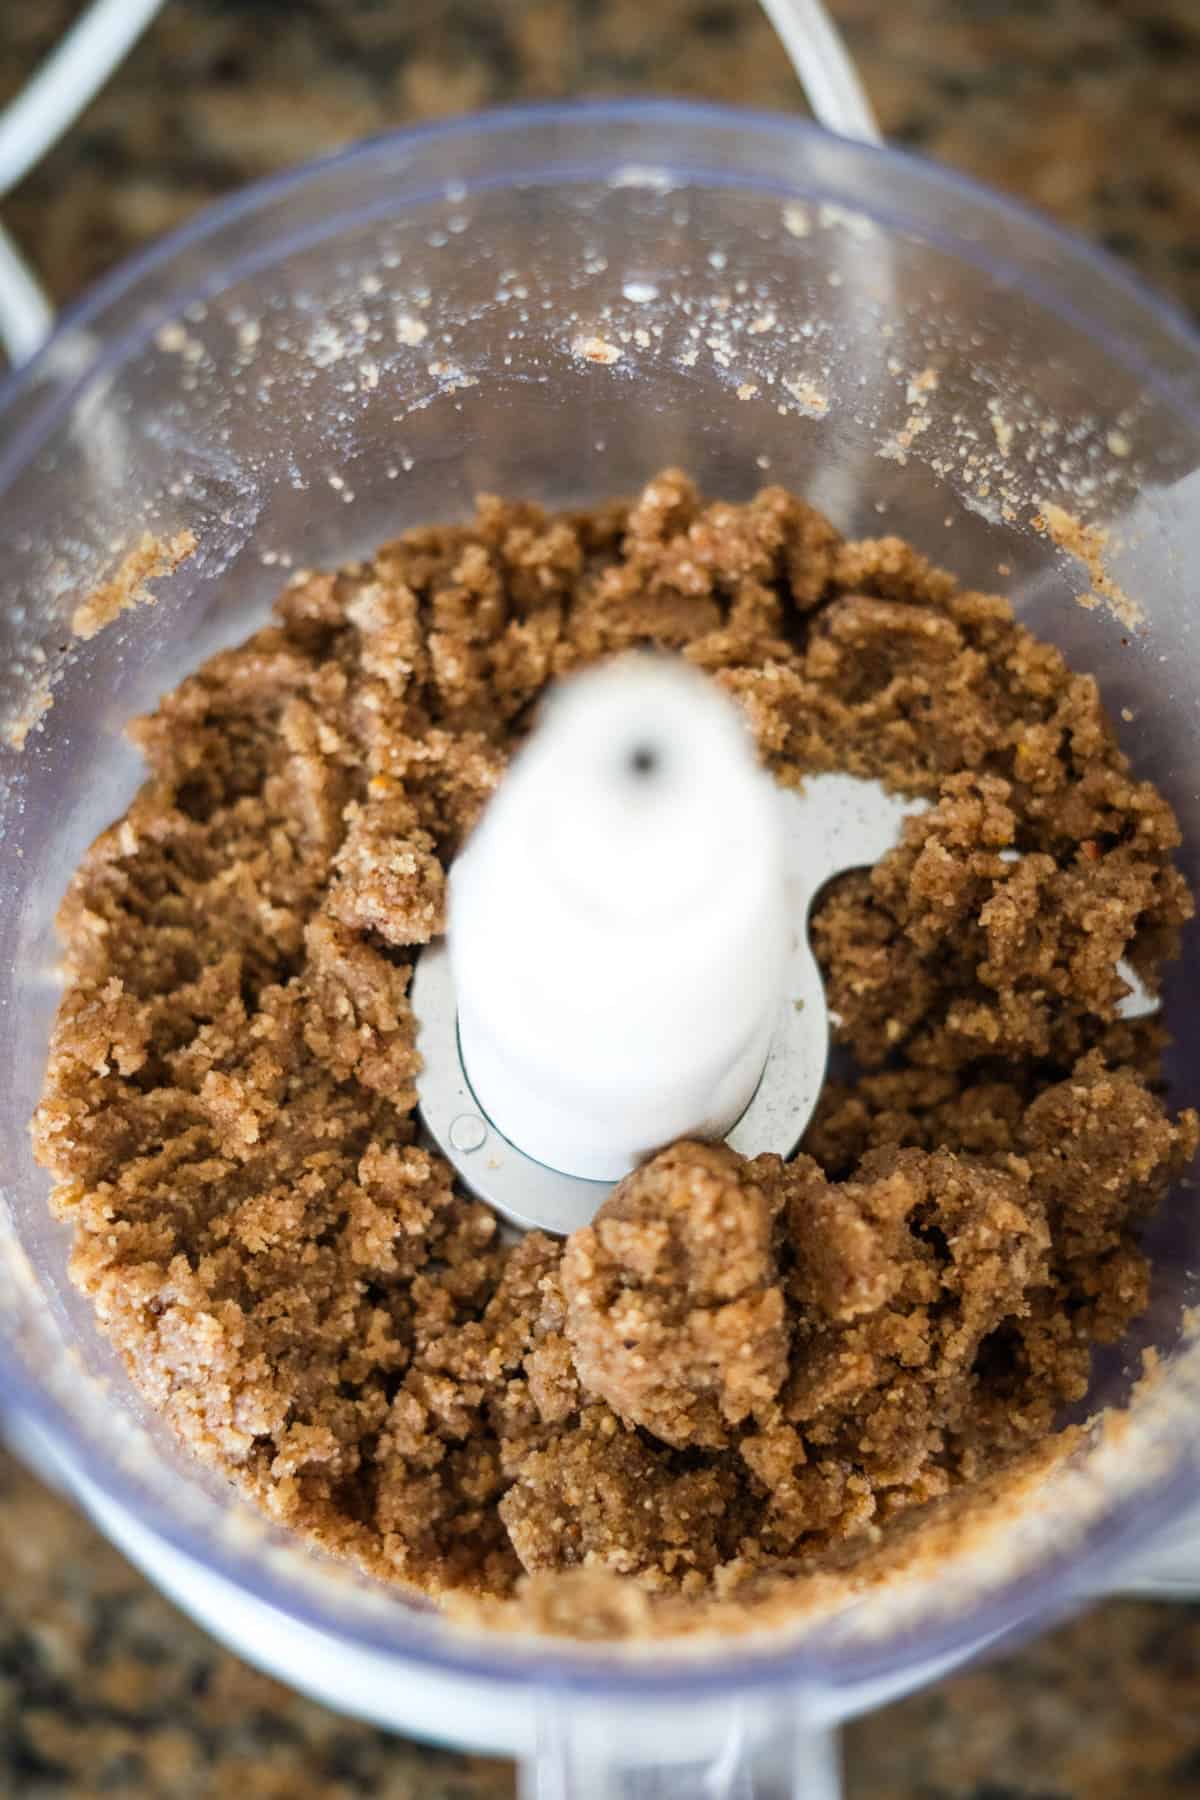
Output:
[{"xmin": 449, "ymin": 656, "xmax": 788, "ymax": 1182}]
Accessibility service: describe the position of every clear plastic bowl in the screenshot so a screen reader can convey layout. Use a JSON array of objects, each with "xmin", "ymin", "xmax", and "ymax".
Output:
[{"xmin": 2, "ymin": 101, "xmax": 1200, "ymax": 1792}]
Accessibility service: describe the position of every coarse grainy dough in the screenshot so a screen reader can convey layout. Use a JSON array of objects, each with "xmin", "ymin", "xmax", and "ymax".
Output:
[{"xmin": 33, "ymin": 469, "xmax": 1198, "ymax": 1637}]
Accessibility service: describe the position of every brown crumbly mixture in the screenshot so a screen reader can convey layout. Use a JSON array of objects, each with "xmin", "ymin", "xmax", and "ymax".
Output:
[
  {"xmin": 32, "ymin": 470, "xmax": 1199, "ymax": 1636},
  {"xmin": 70, "ymin": 530, "xmax": 197, "ymax": 642}
]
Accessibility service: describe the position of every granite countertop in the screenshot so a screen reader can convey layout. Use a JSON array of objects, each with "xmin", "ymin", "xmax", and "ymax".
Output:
[
  {"xmin": 3, "ymin": 1, "xmax": 1200, "ymax": 1795},
  {"xmin": 2, "ymin": 0, "xmax": 1200, "ymax": 320}
]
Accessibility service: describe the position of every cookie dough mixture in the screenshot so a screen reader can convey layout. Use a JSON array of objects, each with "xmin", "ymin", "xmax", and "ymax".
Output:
[{"xmin": 33, "ymin": 470, "xmax": 1198, "ymax": 1636}]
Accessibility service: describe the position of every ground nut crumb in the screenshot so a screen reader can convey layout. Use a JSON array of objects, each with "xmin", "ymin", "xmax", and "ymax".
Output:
[
  {"xmin": 33, "ymin": 470, "xmax": 1197, "ymax": 1639},
  {"xmin": 71, "ymin": 530, "xmax": 196, "ymax": 641},
  {"xmin": 562, "ymin": 1143, "xmax": 790, "ymax": 1450}
]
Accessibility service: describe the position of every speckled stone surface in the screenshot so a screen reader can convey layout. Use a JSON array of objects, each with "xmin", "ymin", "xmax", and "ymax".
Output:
[
  {"xmin": 3, "ymin": 2, "xmax": 1200, "ymax": 1796},
  {"xmin": 3, "ymin": 0, "xmax": 1200, "ymax": 321},
  {"xmin": 4, "ymin": 1439, "xmax": 1200, "ymax": 1800}
]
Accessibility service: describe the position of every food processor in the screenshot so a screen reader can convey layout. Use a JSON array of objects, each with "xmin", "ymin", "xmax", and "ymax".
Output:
[{"xmin": 3, "ymin": 9, "xmax": 1200, "ymax": 1797}]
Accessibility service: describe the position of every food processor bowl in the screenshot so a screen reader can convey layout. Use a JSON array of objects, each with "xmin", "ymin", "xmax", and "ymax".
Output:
[{"xmin": 2, "ymin": 102, "xmax": 1200, "ymax": 1796}]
